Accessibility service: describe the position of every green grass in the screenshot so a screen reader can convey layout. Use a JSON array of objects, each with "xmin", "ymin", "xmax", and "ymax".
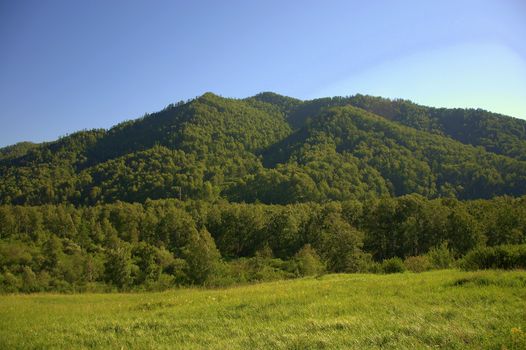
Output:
[{"xmin": 1, "ymin": 270, "xmax": 525, "ymax": 349}]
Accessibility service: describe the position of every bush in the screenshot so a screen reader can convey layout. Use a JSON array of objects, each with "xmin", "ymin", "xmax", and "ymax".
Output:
[
  {"xmin": 344, "ymin": 251, "xmax": 380, "ymax": 273},
  {"xmin": 427, "ymin": 242, "xmax": 454, "ymax": 269},
  {"xmin": 20, "ymin": 266, "xmax": 38, "ymax": 293},
  {"xmin": 49, "ymin": 279, "xmax": 74, "ymax": 293},
  {"xmin": 404, "ymin": 255, "xmax": 432, "ymax": 273},
  {"xmin": 381, "ymin": 257, "xmax": 406, "ymax": 274},
  {"xmin": 0, "ymin": 271, "xmax": 21, "ymax": 293},
  {"xmin": 203, "ymin": 262, "xmax": 238, "ymax": 288},
  {"xmin": 366, "ymin": 261, "xmax": 382, "ymax": 274},
  {"xmin": 461, "ymin": 244, "xmax": 526, "ymax": 270},
  {"xmin": 224, "ymin": 256, "xmax": 293, "ymax": 286},
  {"xmin": 291, "ymin": 244, "xmax": 325, "ymax": 277},
  {"xmin": 142, "ymin": 274, "xmax": 176, "ymax": 291}
]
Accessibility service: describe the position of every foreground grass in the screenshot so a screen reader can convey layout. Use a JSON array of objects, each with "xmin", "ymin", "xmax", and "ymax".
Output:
[{"xmin": 1, "ymin": 270, "xmax": 525, "ymax": 349}]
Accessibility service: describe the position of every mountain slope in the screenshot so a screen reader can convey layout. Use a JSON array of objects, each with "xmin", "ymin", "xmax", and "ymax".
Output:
[
  {"xmin": 347, "ymin": 94, "xmax": 526, "ymax": 161},
  {"xmin": 1, "ymin": 92, "xmax": 525, "ymax": 205},
  {"xmin": 0, "ymin": 93, "xmax": 291, "ymax": 205},
  {"xmin": 233, "ymin": 105, "xmax": 526, "ymax": 203},
  {"xmin": 250, "ymin": 92, "xmax": 526, "ymax": 161}
]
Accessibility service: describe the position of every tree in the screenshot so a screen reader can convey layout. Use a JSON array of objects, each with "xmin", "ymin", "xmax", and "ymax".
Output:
[
  {"xmin": 311, "ymin": 205, "xmax": 364, "ymax": 272},
  {"xmin": 427, "ymin": 242, "xmax": 454, "ymax": 269},
  {"xmin": 446, "ymin": 207, "xmax": 484, "ymax": 255},
  {"xmin": 132, "ymin": 242, "xmax": 162, "ymax": 285},
  {"xmin": 104, "ymin": 244, "xmax": 133, "ymax": 289},
  {"xmin": 181, "ymin": 228, "xmax": 221, "ymax": 285},
  {"xmin": 292, "ymin": 244, "xmax": 325, "ymax": 276},
  {"xmin": 42, "ymin": 236, "xmax": 62, "ymax": 271}
]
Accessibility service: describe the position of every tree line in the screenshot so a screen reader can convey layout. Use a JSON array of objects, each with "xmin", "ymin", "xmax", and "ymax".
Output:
[{"xmin": 1, "ymin": 195, "xmax": 525, "ymax": 292}]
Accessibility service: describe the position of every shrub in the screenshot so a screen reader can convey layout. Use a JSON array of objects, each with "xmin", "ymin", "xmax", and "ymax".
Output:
[
  {"xmin": 291, "ymin": 244, "xmax": 325, "ymax": 277},
  {"xmin": 404, "ymin": 255, "xmax": 432, "ymax": 273},
  {"xmin": 381, "ymin": 257, "xmax": 406, "ymax": 274},
  {"xmin": 203, "ymin": 262, "xmax": 238, "ymax": 287},
  {"xmin": 461, "ymin": 244, "xmax": 526, "ymax": 270},
  {"xmin": 367, "ymin": 261, "xmax": 382, "ymax": 274},
  {"xmin": 142, "ymin": 274, "xmax": 176, "ymax": 291},
  {"xmin": 20, "ymin": 266, "xmax": 38, "ymax": 293},
  {"xmin": 225, "ymin": 256, "xmax": 293, "ymax": 285},
  {"xmin": 0, "ymin": 271, "xmax": 21, "ymax": 293},
  {"xmin": 253, "ymin": 261, "xmax": 291, "ymax": 282},
  {"xmin": 49, "ymin": 279, "xmax": 73, "ymax": 293},
  {"xmin": 346, "ymin": 251, "xmax": 380, "ymax": 273},
  {"xmin": 427, "ymin": 242, "xmax": 454, "ymax": 269}
]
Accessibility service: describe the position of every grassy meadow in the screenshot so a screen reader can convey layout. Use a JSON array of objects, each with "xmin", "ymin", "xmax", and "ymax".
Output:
[{"xmin": 0, "ymin": 270, "xmax": 525, "ymax": 349}]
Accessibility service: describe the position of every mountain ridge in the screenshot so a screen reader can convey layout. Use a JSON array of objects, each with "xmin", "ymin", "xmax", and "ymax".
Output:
[{"xmin": 1, "ymin": 92, "xmax": 525, "ymax": 205}]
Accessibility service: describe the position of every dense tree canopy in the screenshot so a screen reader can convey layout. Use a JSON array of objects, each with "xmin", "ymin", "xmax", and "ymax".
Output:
[
  {"xmin": 0, "ymin": 196, "xmax": 524, "ymax": 291},
  {"xmin": 2, "ymin": 92, "xmax": 525, "ymax": 205},
  {"xmin": 1, "ymin": 92, "xmax": 525, "ymax": 291}
]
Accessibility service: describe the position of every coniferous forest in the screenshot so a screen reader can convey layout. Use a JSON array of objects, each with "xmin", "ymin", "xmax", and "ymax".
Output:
[{"xmin": 1, "ymin": 92, "xmax": 526, "ymax": 292}]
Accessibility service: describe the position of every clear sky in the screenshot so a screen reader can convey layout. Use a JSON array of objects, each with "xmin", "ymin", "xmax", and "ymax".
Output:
[{"xmin": 1, "ymin": 0, "xmax": 525, "ymax": 147}]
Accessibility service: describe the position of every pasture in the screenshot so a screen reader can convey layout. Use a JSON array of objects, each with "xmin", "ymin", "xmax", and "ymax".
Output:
[{"xmin": 1, "ymin": 270, "xmax": 525, "ymax": 349}]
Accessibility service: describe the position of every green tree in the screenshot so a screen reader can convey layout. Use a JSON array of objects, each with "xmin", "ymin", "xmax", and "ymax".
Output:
[
  {"xmin": 104, "ymin": 244, "xmax": 133, "ymax": 289},
  {"xmin": 42, "ymin": 236, "xmax": 62, "ymax": 271},
  {"xmin": 312, "ymin": 206, "xmax": 364, "ymax": 272},
  {"xmin": 291, "ymin": 244, "xmax": 325, "ymax": 276},
  {"xmin": 181, "ymin": 228, "xmax": 221, "ymax": 285}
]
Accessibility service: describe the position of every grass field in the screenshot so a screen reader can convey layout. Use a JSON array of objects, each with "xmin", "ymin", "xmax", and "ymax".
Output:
[{"xmin": 1, "ymin": 270, "xmax": 525, "ymax": 349}]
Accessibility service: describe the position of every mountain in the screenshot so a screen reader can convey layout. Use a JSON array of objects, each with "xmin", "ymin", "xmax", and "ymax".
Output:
[
  {"xmin": 1, "ymin": 92, "xmax": 526, "ymax": 205},
  {"xmin": 2, "ymin": 92, "xmax": 526, "ymax": 292}
]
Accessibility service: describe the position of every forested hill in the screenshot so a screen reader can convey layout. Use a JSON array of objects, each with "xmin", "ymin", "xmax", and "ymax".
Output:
[
  {"xmin": 1, "ymin": 92, "xmax": 526, "ymax": 205},
  {"xmin": 346, "ymin": 95, "xmax": 526, "ymax": 161}
]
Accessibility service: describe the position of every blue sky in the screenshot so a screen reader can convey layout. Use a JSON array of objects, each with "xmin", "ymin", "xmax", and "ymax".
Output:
[{"xmin": 1, "ymin": 0, "xmax": 525, "ymax": 147}]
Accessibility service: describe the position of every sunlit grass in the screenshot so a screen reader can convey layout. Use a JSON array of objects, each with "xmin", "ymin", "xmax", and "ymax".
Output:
[{"xmin": 1, "ymin": 270, "xmax": 525, "ymax": 349}]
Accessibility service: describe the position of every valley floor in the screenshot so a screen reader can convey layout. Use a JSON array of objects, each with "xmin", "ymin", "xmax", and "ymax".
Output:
[{"xmin": 0, "ymin": 270, "xmax": 525, "ymax": 349}]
